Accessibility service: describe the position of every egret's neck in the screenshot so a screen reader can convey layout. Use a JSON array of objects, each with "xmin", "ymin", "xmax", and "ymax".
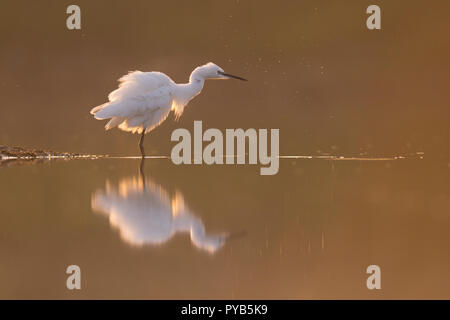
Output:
[
  {"xmin": 188, "ymin": 77, "xmax": 204, "ymax": 98},
  {"xmin": 188, "ymin": 71, "xmax": 205, "ymax": 96},
  {"xmin": 170, "ymin": 69, "xmax": 206, "ymax": 118},
  {"xmin": 172, "ymin": 212, "xmax": 225, "ymax": 253},
  {"xmin": 175, "ymin": 76, "xmax": 204, "ymax": 104}
]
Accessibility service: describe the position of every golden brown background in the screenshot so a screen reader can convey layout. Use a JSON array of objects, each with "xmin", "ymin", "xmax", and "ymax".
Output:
[
  {"xmin": 0, "ymin": 1, "xmax": 449, "ymax": 299},
  {"xmin": 1, "ymin": 0, "xmax": 449, "ymax": 157}
]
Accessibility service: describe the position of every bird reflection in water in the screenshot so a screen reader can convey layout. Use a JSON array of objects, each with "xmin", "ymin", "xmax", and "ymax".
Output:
[{"xmin": 91, "ymin": 159, "xmax": 229, "ymax": 253}]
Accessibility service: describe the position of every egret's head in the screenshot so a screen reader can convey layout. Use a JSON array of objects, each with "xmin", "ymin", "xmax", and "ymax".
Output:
[
  {"xmin": 195, "ymin": 234, "xmax": 228, "ymax": 254},
  {"xmin": 190, "ymin": 62, "xmax": 247, "ymax": 82}
]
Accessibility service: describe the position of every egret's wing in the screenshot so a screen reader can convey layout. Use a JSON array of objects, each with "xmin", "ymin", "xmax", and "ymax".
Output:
[
  {"xmin": 91, "ymin": 71, "xmax": 175, "ymax": 133},
  {"xmin": 91, "ymin": 177, "xmax": 174, "ymax": 246},
  {"xmin": 94, "ymin": 87, "xmax": 173, "ymax": 134},
  {"xmin": 108, "ymin": 71, "xmax": 174, "ymax": 101}
]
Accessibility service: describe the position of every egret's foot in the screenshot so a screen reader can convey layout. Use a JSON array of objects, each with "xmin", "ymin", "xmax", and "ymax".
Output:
[
  {"xmin": 139, "ymin": 145, "xmax": 145, "ymax": 159},
  {"xmin": 139, "ymin": 130, "xmax": 146, "ymax": 158},
  {"xmin": 139, "ymin": 157, "xmax": 146, "ymax": 189}
]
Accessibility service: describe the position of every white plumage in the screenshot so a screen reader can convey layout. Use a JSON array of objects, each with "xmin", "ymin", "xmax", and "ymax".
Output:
[
  {"xmin": 91, "ymin": 71, "xmax": 176, "ymax": 134},
  {"xmin": 90, "ymin": 62, "xmax": 247, "ymax": 156},
  {"xmin": 91, "ymin": 175, "xmax": 229, "ymax": 253}
]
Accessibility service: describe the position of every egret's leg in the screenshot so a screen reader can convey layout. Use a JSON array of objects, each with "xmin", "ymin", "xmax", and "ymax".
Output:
[
  {"xmin": 139, "ymin": 157, "xmax": 146, "ymax": 189},
  {"xmin": 139, "ymin": 130, "xmax": 145, "ymax": 158}
]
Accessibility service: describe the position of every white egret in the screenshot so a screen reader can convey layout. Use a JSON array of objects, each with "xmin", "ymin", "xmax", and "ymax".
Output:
[
  {"xmin": 90, "ymin": 62, "xmax": 247, "ymax": 157},
  {"xmin": 91, "ymin": 175, "xmax": 229, "ymax": 253}
]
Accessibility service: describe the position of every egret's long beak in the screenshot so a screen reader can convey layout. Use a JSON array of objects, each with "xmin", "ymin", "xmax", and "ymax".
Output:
[{"xmin": 218, "ymin": 71, "xmax": 247, "ymax": 81}]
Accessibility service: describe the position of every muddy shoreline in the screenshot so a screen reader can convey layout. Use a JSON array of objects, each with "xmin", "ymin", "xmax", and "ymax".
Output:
[{"xmin": 0, "ymin": 145, "xmax": 79, "ymax": 160}]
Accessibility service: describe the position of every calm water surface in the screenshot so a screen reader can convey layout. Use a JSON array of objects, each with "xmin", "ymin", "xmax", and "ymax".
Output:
[
  {"xmin": 1, "ymin": 157, "xmax": 449, "ymax": 299},
  {"xmin": 1, "ymin": 0, "xmax": 449, "ymax": 299}
]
